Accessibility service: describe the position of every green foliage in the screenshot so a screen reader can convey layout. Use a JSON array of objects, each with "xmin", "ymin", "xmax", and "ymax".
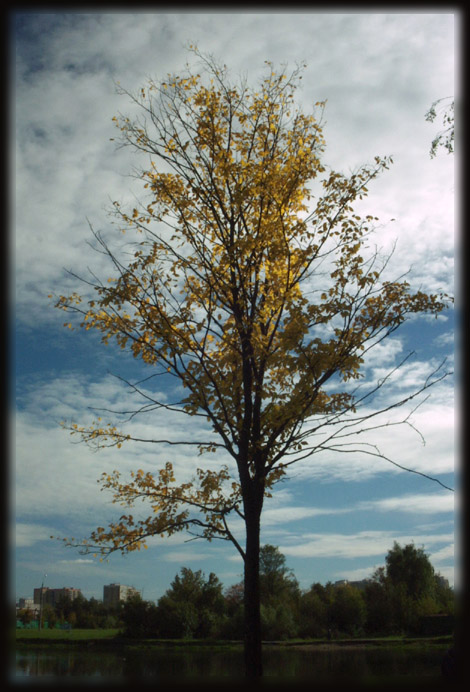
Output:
[
  {"xmin": 121, "ymin": 594, "xmax": 159, "ymax": 638},
  {"xmin": 329, "ymin": 584, "xmax": 366, "ymax": 636},
  {"xmin": 386, "ymin": 542, "xmax": 436, "ymax": 600},
  {"xmin": 258, "ymin": 545, "xmax": 301, "ymax": 639},
  {"xmin": 220, "ymin": 582, "xmax": 244, "ymax": 639},
  {"xmin": 434, "ymin": 574, "xmax": 455, "ymax": 614},
  {"xmin": 364, "ymin": 575, "xmax": 394, "ymax": 634},
  {"xmin": 297, "ymin": 588, "xmax": 328, "ymax": 638},
  {"xmin": 156, "ymin": 598, "xmax": 198, "ymax": 639},
  {"xmin": 363, "ymin": 543, "xmax": 452, "ymax": 635},
  {"xmin": 155, "ymin": 567, "xmax": 226, "ymax": 639},
  {"xmin": 261, "ymin": 602, "xmax": 298, "ymax": 640},
  {"xmin": 46, "ymin": 592, "xmax": 123, "ymax": 631},
  {"xmin": 259, "ymin": 544, "xmax": 300, "ymax": 605},
  {"xmin": 16, "ymin": 628, "xmax": 120, "ymax": 640},
  {"xmin": 17, "ymin": 608, "xmax": 34, "ymax": 627},
  {"xmin": 40, "ymin": 542, "xmax": 453, "ymax": 639},
  {"xmin": 42, "ymin": 605, "xmax": 57, "ymax": 629}
]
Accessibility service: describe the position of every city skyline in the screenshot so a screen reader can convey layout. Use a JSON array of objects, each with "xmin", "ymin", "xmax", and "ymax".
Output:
[
  {"xmin": 18, "ymin": 582, "xmax": 140, "ymax": 605},
  {"xmin": 16, "ymin": 569, "xmax": 450, "ymax": 606}
]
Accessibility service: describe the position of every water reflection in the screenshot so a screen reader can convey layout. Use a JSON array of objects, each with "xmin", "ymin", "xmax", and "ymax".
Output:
[{"xmin": 14, "ymin": 644, "xmax": 448, "ymax": 683}]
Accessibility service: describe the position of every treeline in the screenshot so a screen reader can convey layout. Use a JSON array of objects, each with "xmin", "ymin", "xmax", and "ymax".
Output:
[
  {"xmin": 19, "ymin": 542, "xmax": 454, "ymax": 639},
  {"xmin": 17, "ymin": 595, "xmax": 123, "ymax": 631}
]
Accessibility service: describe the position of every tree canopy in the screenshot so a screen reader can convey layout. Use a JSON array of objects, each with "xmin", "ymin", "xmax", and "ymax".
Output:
[
  {"xmin": 56, "ymin": 49, "xmax": 450, "ymax": 557},
  {"xmin": 385, "ymin": 541, "xmax": 436, "ymax": 600}
]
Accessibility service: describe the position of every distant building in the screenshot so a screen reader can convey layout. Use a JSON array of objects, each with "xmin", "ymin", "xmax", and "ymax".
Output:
[
  {"xmin": 349, "ymin": 579, "xmax": 372, "ymax": 591},
  {"xmin": 17, "ymin": 598, "xmax": 40, "ymax": 614},
  {"xmin": 103, "ymin": 583, "xmax": 140, "ymax": 605},
  {"xmin": 436, "ymin": 575, "xmax": 450, "ymax": 589},
  {"xmin": 18, "ymin": 597, "xmax": 34, "ymax": 609},
  {"xmin": 334, "ymin": 579, "xmax": 371, "ymax": 591},
  {"xmin": 33, "ymin": 587, "xmax": 82, "ymax": 606}
]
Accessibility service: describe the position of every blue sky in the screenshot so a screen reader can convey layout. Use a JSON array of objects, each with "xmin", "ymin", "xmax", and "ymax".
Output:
[{"xmin": 13, "ymin": 10, "xmax": 458, "ymax": 604}]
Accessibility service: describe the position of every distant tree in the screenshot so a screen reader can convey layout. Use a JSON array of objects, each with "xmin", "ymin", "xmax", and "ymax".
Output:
[
  {"xmin": 55, "ymin": 46, "xmax": 453, "ymax": 678},
  {"xmin": 433, "ymin": 574, "xmax": 455, "ymax": 614},
  {"xmin": 198, "ymin": 570, "xmax": 227, "ymax": 637},
  {"xmin": 51, "ymin": 592, "xmax": 123, "ymax": 630},
  {"xmin": 221, "ymin": 582, "xmax": 245, "ymax": 639},
  {"xmin": 42, "ymin": 604, "xmax": 57, "ymax": 629},
  {"xmin": 258, "ymin": 544, "xmax": 300, "ymax": 639},
  {"xmin": 157, "ymin": 597, "xmax": 198, "ymax": 639},
  {"xmin": 329, "ymin": 584, "xmax": 366, "ymax": 636},
  {"xmin": 364, "ymin": 569, "xmax": 395, "ymax": 634},
  {"xmin": 298, "ymin": 587, "xmax": 328, "ymax": 638},
  {"xmin": 259, "ymin": 544, "xmax": 289, "ymax": 577},
  {"xmin": 385, "ymin": 542, "xmax": 436, "ymax": 601},
  {"xmin": 157, "ymin": 567, "xmax": 225, "ymax": 638},
  {"xmin": 260, "ymin": 601, "xmax": 299, "ymax": 640},
  {"xmin": 259, "ymin": 544, "xmax": 300, "ymax": 603},
  {"xmin": 425, "ymin": 96, "xmax": 454, "ymax": 158},
  {"xmin": 224, "ymin": 581, "xmax": 244, "ymax": 611},
  {"xmin": 121, "ymin": 593, "xmax": 159, "ymax": 637},
  {"xmin": 55, "ymin": 594, "xmax": 74, "ymax": 624},
  {"xmin": 363, "ymin": 542, "xmax": 453, "ymax": 634},
  {"xmin": 17, "ymin": 608, "xmax": 34, "ymax": 627}
]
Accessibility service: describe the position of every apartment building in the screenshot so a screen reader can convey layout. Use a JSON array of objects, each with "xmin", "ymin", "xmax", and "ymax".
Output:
[
  {"xmin": 33, "ymin": 586, "xmax": 82, "ymax": 606},
  {"xmin": 103, "ymin": 583, "xmax": 140, "ymax": 605},
  {"xmin": 17, "ymin": 598, "xmax": 40, "ymax": 614}
]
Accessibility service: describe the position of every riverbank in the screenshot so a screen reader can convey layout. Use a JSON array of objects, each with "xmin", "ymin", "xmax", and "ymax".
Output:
[{"xmin": 14, "ymin": 628, "xmax": 452, "ymax": 652}]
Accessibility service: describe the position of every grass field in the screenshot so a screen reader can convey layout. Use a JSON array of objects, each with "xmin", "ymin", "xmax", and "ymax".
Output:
[
  {"xmin": 15, "ymin": 628, "xmax": 120, "ymax": 641},
  {"xmin": 15, "ymin": 628, "xmax": 452, "ymax": 649}
]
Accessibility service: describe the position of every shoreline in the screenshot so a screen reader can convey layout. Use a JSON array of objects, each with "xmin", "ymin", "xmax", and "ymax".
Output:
[{"xmin": 14, "ymin": 632, "xmax": 452, "ymax": 651}]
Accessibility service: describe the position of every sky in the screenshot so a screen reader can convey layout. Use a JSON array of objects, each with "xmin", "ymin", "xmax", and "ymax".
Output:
[{"xmin": 12, "ymin": 10, "xmax": 458, "ymax": 604}]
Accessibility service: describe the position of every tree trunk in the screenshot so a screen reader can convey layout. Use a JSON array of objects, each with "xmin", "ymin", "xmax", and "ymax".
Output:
[{"xmin": 243, "ymin": 489, "xmax": 263, "ymax": 678}]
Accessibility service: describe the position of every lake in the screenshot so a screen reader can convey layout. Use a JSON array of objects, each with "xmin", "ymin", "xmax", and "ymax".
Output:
[{"xmin": 13, "ymin": 643, "xmax": 450, "ymax": 685}]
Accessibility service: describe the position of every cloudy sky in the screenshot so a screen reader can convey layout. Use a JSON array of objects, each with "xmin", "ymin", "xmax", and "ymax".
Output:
[{"xmin": 13, "ymin": 10, "xmax": 458, "ymax": 604}]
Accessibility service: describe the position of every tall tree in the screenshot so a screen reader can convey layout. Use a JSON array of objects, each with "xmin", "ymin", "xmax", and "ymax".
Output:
[
  {"xmin": 385, "ymin": 542, "xmax": 436, "ymax": 601},
  {"xmin": 259, "ymin": 544, "xmax": 299, "ymax": 603},
  {"xmin": 54, "ymin": 48, "xmax": 452, "ymax": 677},
  {"xmin": 157, "ymin": 567, "xmax": 225, "ymax": 638},
  {"xmin": 259, "ymin": 545, "xmax": 300, "ymax": 639}
]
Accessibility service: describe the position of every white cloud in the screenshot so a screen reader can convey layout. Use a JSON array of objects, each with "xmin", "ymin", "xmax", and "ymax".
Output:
[
  {"xmin": 279, "ymin": 531, "xmax": 454, "ymax": 560},
  {"xmin": 358, "ymin": 493, "xmax": 455, "ymax": 515},
  {"xmin": 369, "ymin": 359, "xmax": 447, "ymax": 393},
  {"xmin": 360, "ymin": 338, "xmax": 404, "ymax": 372},
  {"xmin": 162, "ymin": 550, "xmax": 213, "ymax": 563},
  {"xmin": 14, "ymin": 370, "xmax": 233, "ymax": 517},
  {"xmin": 14, "ymin": 412, "xmax": 113, "ymax": 521},
  {"xmin": 333, "ymin": 565, "xmax": 379, "ymax": 582},
  {"xmin": 434, "ymin": 331, "xmax": 454, "ymax": 349},
  {"xmin": 14, "ymin": 364, "xmax": 454, "ymax": 539},
  {"xmin": 227, "ymin": 553, "xmax": 244, "ymax": 564},
  {"xmin": 13, "ymin": 12, "xmax": 455, "ymax": 323},
  {"xmin": 262, "ymin": 505, "xmax": 349, "ymax": 527},
  {"xmin": 282, "ymin": 393, "xmax": 454, "ymax": 485},
  {"xmin": 14, "ymin": 522, "xmax": 58, "ymax": 548},
  {"xmin": 429, "ymin": 544, "xmax": 454, "ymax": 564}
]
